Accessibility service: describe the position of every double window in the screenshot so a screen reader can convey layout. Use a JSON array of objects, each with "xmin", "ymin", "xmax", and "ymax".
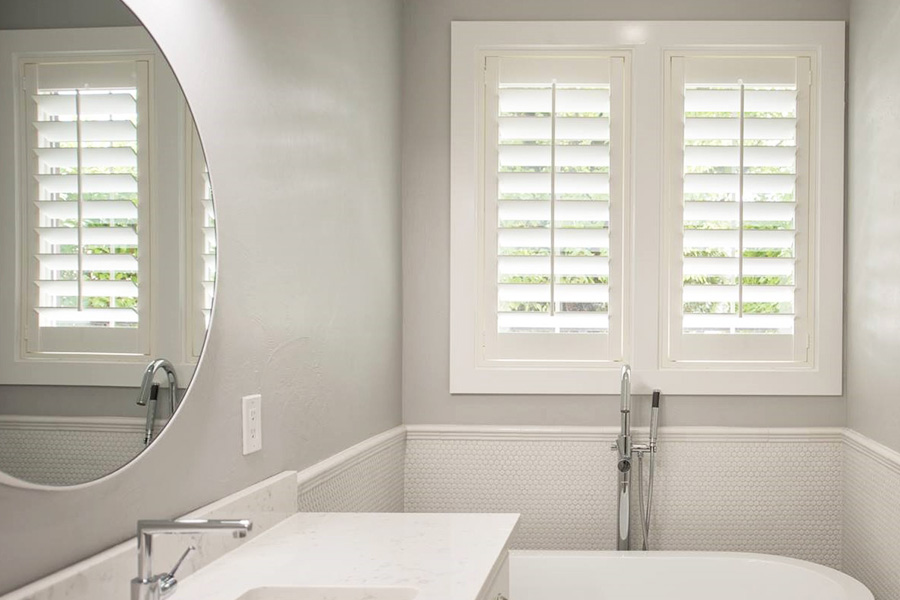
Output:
[{"xmin": 450, "ymin": 22, "xmax": 845, "ymax": 395}]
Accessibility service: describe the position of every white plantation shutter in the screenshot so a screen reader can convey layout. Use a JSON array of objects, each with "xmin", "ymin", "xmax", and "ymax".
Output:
[
  {"xmin": 188, "ymin": 123, "xmax": 216, "ymax": 357},
  {"xmin": 482, "ymin": 54, "xmax": 625, "ymax": 363},
  {"xmin": 665, "ymin": 55, "xmax": 812, "ymax": 363},
  {"xmin": 22, "ymin": 58, "xmax": 150, "ymax": 355}
]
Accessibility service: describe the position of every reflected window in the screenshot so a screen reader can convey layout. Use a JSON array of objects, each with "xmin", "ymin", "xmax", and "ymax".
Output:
[
  {"xmin": 0, "ymin": 28, "xmax": 215, "ymax": 387},
  {"xmin": 23, "ymin": 57, "xmax": 149, "ymax": 355}
]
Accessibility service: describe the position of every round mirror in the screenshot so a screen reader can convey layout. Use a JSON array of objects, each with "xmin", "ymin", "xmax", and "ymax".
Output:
[{"xmin": 0, "ymin": 1, "xmax": 215, "ymax": 486}]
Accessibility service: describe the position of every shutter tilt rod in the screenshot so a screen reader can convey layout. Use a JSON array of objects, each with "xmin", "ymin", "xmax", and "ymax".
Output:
[
  {"xmin": 75, "ymin": 89, "xmax": 85, "ymax": 311},
  {"xmin": 549, "ymin": 80, "xmax": 557, "ymax": 317},
  {"xmin": 737, "ymin": 80, "xmax": 745, "ymax": 320}
]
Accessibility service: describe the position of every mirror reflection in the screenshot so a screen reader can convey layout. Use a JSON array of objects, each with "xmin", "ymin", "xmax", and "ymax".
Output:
[{"xmin": 0, "ymin": 7, "xmax": 215, "ymax": 486}]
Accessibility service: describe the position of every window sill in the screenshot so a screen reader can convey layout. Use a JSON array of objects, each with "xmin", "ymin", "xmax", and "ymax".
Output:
[{"xmin": 450, "ymin": 363, "xmax": 841, "ymax": 396}]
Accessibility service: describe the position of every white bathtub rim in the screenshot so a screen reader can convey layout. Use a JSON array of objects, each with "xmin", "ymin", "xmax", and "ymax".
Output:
[{"xmin": 509, "ymin": 550, "xmax": 873, "ymax": 600}]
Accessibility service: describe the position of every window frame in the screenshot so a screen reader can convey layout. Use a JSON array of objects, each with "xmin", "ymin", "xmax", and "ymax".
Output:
[
  {"xmin": 450, "ymin": 21, "xmax": 845, "ymax": 396},
  {"xmin": 20, "ymin": 53, "xmax": 152, "ymax": 357},
  {"xmin": 0, "ymin": 27, "xmax": 199, "ymax": 387},
  {"xmin": 481, "ymin": 51, "xmax": 630, "ymax": 366},
  {"xmin": 663, "ymin": 51, "xmax": 815, "ymax": 366}
]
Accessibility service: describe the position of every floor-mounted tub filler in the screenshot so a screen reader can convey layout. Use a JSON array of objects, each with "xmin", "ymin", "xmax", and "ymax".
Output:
[
  {"xmin": 510, "ymin": 551, "xmax": 873, "ymax": 600},
  {"xmin": 614, "ymin": 364, "xmax": 659, "ymax": 551}
]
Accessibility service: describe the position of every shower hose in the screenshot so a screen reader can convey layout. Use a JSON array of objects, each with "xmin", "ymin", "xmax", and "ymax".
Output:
[{"xmin": 637, "ymin": 448, "xmax": 656, "ymax": 551}]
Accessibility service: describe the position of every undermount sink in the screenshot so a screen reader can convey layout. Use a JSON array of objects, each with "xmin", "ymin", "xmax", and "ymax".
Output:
[{"xmin": 233, "ymin": 587, "xmax": 419, "ymax": 600}]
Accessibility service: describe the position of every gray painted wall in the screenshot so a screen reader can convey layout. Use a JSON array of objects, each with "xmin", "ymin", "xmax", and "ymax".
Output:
[
  {"xmin": 0, "ymin": 386, "xmax": 184, "ymax": 418},
  {"xmin": 846, "ymin": 0, "xmax": 900, "ymax": 453},
  {"xmin": 0, "ymin": 0, "xmax": 403, "ymax": 592},
  {"xmin": 401, "ymin": 0, "xmax": 849, "ymax": 428},
  {"xmin": 0, "ymin": 0, "xmax": 139, "ymax": 29}
]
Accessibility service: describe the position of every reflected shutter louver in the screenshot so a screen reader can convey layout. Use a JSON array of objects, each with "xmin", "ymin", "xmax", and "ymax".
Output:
[
  {"xmin": 23, "ymin": 59, "xmax": 150, "ymax": 355},
  {"xmin": 188, "ymin": 123, "xmax": 216, "ymax": 357}
]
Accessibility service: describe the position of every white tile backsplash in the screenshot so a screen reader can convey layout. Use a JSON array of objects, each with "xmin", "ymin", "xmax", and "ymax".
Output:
[
  {"xmin": 0, "ymin": 417, "xmax": 151, "ymax": 485},
  {"xmin": 843, "ymin": 432, "xmax": 900, "ymax": 600},
  {"xmin": 297, "ymin": 426, "xmax": 405, "ymax": 512},
  {"xmin": 405, "ymin": 426, "xmax": 844, "ymax": 568}
]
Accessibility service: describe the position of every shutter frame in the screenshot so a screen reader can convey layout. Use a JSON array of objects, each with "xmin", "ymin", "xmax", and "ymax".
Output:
[
  {"xmin": 480, "ymin": 51, "xmax": 628, "ymax": 366},
  {"xmin": 21, "ymin": 56, "xmax": 151, "ymax": 356},
  {"xmin": 664, "ymin": 52, "xmax": 814, "ymax": 366}
]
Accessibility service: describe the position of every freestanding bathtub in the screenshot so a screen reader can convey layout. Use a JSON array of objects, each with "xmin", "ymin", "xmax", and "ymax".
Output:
[{"xmin": 510, "ymin": 551, "xmax": 873, "ymax": 600}]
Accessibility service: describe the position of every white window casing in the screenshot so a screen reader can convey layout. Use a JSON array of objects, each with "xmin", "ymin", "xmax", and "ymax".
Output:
[
  {"xmin": 482, "ymin": 53, "xmax": 628, "ymax": 366},
  {"xmin": 450, "ymin": 22, "xmax": 844, "ymax": 395}
]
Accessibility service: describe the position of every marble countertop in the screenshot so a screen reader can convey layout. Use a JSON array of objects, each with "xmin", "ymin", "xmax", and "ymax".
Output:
[{"xmin": 176, "ymin": 512, "xmax": 520, "ymax": 600}]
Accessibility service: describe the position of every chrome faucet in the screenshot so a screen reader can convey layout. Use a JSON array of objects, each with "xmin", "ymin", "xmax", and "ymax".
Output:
[
  {"xmin": 612, "ymin": 365, "xmax": 662, "ymax": 551},
  {"xmin": 615, "ymin": 364, "xmax": 633, "ymax": 550},
  {"xmin": 131, "ymin": 518, "xmax": 252, "ymax": 600},
  {"xmin": 136, "ymin": 359, "xmax": 179, "ymax": 446}
]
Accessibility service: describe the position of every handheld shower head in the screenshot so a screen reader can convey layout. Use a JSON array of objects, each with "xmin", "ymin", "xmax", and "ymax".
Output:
[{"xmin": 620, "ymin": 364, "xmax": 631, "ymax": 413}]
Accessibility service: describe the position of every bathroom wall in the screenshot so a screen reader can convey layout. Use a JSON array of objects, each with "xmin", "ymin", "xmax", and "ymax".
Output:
[
  {"xmin": 846, "ymin": 0, "xmax": 900, "ymax": 454},
  {"xmin": 0, "ymin": 387, "xmax": 147, "ymax": 417},
  {"xmin": 401, "ymin": 0, "xmax": 849, "ymax": 427},
  {"xmin": 0, "ymin": 0, "xmax": 139, "ymax": 29},
  {"xmin": 842, "ymin": 2, "xmax": 900, "ymax": 597},
  {"xmin": 0, "ymin": 0, "xmax": 403, "ymax": 593}
]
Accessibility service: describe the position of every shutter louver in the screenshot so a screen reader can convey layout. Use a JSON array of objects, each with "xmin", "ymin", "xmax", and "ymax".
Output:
[
  {"xmin": 667, "ymin": 55, "xmax": 811, "ymax": 363},
  {"xmin": 199, "ymin": 171, "xmax": 215, "ymax": 325},
  {"xmin": 23, "ymin": 59, "xmax": 149, "ymax": 354},
  {"xmin": 188, "ymin": 122, "xmax": 216, "ymax": 356},
  {"xmin": 482, "ymin": 54, "xmax": 625, "ymax": 363}
]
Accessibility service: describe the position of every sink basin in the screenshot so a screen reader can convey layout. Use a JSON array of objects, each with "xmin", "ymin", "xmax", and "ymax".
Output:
[{"xmin": 234, "ymin": 587, "xmax": 418, "ymax": 600}]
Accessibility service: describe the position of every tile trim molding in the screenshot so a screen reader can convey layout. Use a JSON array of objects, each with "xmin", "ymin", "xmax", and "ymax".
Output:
[
  {"xmin": 0, "ymin": 415, "xmax": 163, "ymax": 433},
  {"xmin": 296, "ymin": 425, "xmax": 406, "ymax": 495},
  {"xmin": 405, "ymin": 424, "xmax": 846, "ymax": 443},
  {"xmin": 843, "ymin": 428, "xmax": 900, "ymax": 476}
]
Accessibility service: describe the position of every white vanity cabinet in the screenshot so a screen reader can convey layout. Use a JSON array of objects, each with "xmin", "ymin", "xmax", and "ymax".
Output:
[{"xmin": 478, "ymin": 553, "xmax": 510, "ymax": 600}]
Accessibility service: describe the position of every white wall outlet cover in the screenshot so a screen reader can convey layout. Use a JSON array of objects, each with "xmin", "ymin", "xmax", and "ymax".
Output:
[{"xmin": 242, "ymin": 394, "xmax": 262, "ymax": 455}]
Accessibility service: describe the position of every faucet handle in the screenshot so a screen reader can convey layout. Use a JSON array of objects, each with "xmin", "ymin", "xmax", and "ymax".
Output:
[
  {"xmin": 167, "ymin": 544, "xmax": 195, "ymax": 578},
  {"xmin": 158, "ymin": 545, "xmax": 195, "ymax": 597}
]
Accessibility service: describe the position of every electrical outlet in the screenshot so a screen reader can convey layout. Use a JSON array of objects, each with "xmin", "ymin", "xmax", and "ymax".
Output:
[{"xmin": 242, "ymin": 394, "xmax": 262, "ymax": 455}]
